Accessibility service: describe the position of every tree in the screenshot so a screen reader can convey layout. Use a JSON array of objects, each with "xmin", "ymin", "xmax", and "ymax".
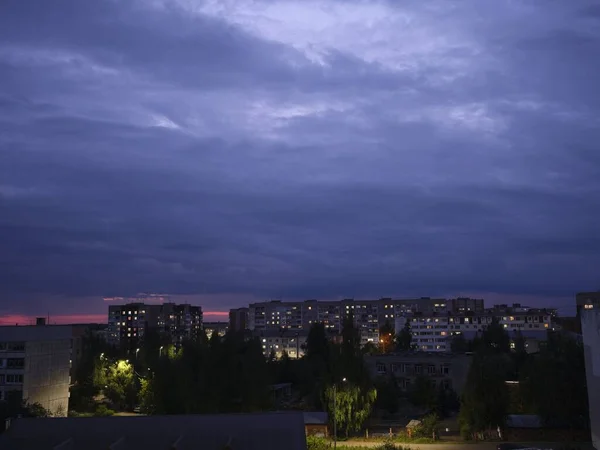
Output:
[
  {"xmin": 395, "ymin": 321, "xmax": 413, "ymax": 351},
  {"xmin": 104, "ymin": 360, "xmax": 137, "ymax": 410},
  {"xmin": 324, "ymin": 382, "xmax": 377, "ymax": 438},
  {"xmin": 379, "ymin": 320, "xmax": 395, "ymax": 353},
  {"xmin": 375, "ymin": 372, "xmax": 401, "ymax": 415},
  {"xmin": 480, "ymin": 317, "xmax": 510, "ymax": 354},
  {"xmin": 340, "ymin": 313, "xmax": 369, "ymax": 385},
  {"xmin": 409, "ymin": 375, "xmax": 436, "ymax": 409},
  {"xmin": 459, "ymin": 353, "xmax": 509, "ymax": 439},
  {"xmin": 450, "ymin": 333, "xmax": 467, "ymax": 353},
  {"xmin": 519, "ymin": 332, "xmax": 589, "ymax": 429},
  {"xmin": 414, "ymin": 413, "xmax": 440, "ymax": 439}
]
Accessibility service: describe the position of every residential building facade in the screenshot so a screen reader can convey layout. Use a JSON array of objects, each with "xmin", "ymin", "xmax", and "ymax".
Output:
[
  {"xmin": 581, "ymin": 307, "xmax": 600, "ymax": 450},
  {"xmin": 247, "ymin": 297, "xmax": 485, "ymax": 347},
  {"xmin": 229, "ymin": 307, "xmax": 249, "ymax": 332},
  {"xmin": 256, "ymin": 329, "xmax": 308, "ymax": 359},
  {"xmin": 107, "ymin": 302, "xmax": 202, "ymax": 350},
  {"xmin": 0, "ymin": 325, "xmax": 72, "ymax": 416}
]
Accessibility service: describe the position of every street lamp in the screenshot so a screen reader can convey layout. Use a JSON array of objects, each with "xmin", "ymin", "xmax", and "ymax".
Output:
[
  {"xmin": 159, "ymin": 346, "xmax": 164, "ymax": 357},
  {"xmin": 135, "ymin": 348, "xmax": 140, "ymax": 359},
  {"xmin": 333, "ymin": 377, "xmax": 347, "ymax": 450}
]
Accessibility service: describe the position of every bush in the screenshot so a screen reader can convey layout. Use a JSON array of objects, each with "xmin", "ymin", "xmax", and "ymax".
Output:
[
  {"xmin": 306, "ymin": 436, "xmax": 331, "ymax": 450},
  {"xmin": 376, "ymin": 441, "xmax": 412, "ymax": 450},
  {"xmin": 94, "ymin": 404, "xmax": 115, "ymax": 417}
]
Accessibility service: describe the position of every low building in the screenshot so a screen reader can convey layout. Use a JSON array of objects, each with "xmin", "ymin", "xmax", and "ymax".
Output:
[
  {"xmin": 0, "ymin": 325, "xmax": 72, "ymax": 416},
  {"xmin": 364, "ymin": 352, "xmax": 472, "ymax": 395},
  {"xmin": 0, "ymin": 412, "xmax": 308, "ymax": 450},
  {"xmin": 581, "ymin": 307, "xmax": 600, "ymax": 450},
  {"xmin": 304, "ymin": 412, "xmax": 328, "ymax": 437}
]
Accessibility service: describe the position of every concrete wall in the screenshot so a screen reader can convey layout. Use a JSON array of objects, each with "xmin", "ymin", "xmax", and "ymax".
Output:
[
  {"xmin": 581, "ymin": 309, "xmax": 600, "ymax": 450},
  {"xmin": 23, "ymin": 339, "xmax": 71, "ymax": 417}
]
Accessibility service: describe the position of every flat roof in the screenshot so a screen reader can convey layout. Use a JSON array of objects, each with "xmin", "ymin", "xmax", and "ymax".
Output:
[
  {"xmin": 0, "ymin": 325, "xmax": 73, "ymax": 342},
  {"xmin": 0, "ymin": 412, "xmax": 307, "ymax": 450}
]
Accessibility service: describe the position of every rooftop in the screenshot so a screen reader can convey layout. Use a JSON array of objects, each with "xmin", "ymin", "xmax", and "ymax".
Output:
[{"xmin": 0, "ymin": 412, "xmax": 307, "ymax": 450}]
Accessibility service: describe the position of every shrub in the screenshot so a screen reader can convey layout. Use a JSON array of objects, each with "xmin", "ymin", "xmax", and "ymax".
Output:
[
  {"xmin": 306, "ymin": 435, "xmax": 331, "ymax": 450},
  {"xmin": 94, "ymin": 404, "xmax": 115, "ymax": 417}
]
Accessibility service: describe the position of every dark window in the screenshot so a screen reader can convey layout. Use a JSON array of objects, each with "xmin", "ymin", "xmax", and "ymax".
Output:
[
  {"xmin": 8, "ymin": 342, "xmax": 25, "ymax": 351},
  {"xmin": 7, "ymin": 358, "xmax": 24, "ymax": 369},
  {"xmin": 6, "ymin": 374, "xmax": 23, "ymax": 383}
]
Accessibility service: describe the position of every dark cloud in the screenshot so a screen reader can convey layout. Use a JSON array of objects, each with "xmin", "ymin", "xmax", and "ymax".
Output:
[{"xmin": 1, "ymin": 0, "xmax": 599, "ymax": 316}]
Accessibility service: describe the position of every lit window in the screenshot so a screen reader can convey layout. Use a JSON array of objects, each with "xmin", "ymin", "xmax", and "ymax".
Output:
[
  {"xmin": 308, "ymin": 306, "xmax": 312, "ymax": 310},
  {"xmin": 544, "ymin": 323, "xmax": 549, "ymax": 328},
  {"xmin": 584, "ymin": 304, "xmax": 594, "ymax": 310}
]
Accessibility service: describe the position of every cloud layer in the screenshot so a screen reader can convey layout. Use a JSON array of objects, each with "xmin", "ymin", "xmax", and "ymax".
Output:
[{"xmin": 1, "ymin": 0, "xmax": 600, "ymax": 316}]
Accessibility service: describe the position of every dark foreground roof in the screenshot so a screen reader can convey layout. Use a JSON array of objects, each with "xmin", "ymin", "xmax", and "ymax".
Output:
[{"xmin": 0, "ymin": 412, "xmax": 307, "ymax": 450}]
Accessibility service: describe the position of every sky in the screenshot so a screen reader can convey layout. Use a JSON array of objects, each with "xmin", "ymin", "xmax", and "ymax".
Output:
[{"xmin": 1, "ymin": 0, "xmax": 600, "ymax": 324}]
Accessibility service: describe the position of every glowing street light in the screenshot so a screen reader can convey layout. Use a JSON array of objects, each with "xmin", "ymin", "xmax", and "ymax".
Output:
[{"xmin": 159, "ymin": 346, "xmax": 164, "ymax": 357}]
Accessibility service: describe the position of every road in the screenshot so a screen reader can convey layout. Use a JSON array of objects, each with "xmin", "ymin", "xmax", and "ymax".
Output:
[{"xmin": 338, "ymin": 441, "xmax": 592, "ymax": 450}]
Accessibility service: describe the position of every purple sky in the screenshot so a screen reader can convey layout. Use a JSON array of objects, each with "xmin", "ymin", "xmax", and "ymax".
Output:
[{"xmin": 1, "ymin": 0, "xmax": 599, "ymax": 321}]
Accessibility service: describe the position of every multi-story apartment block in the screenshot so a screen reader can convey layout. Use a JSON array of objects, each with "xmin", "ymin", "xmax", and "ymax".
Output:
[
  {"xmin": 364, "ymin": 352, "xmax": 472, "ymax": 395},
  {"xmin": 229, "ymin": 307, "xmax": 249, "ymax": 332},
  {"xmin": 0, "ymin": 325, "xmax": 72, "ymax": 416},
  {"xmin": 107, "ymin": 302, "xmax": 202, "ymax": 350},
  {"xmin": 247, "ymin": 297, "xmax": 485, "ymax": 348},
  {"xmin": 581, "ymin": 305, "xmax": 600, "ymax": 450},
  {"xmin": 407, "ymin": 304, "xmax": 555, "ymax": 352}
]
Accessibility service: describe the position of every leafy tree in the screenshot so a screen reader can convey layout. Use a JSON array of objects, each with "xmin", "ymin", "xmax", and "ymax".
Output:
[
  {"xmin": 379, "ymin": 320, "xmax": 395, "ymax": 353},
  {"xmin": 458, "ymin": 353, "xmax": 509, "ymax": 438},
  {"xmin": 104, "ymin": 360, "xmax": 137, "ymax": 410},
  {"xmin": 414, "ymin": 413, "xmax": 440, "ymax": 439},
  {"xmin": 480, "ymin": 317, "xmax": 510, "ymax": 354},
  {"xmin": 519, "ymin": 332, "xmax": 589, "ymax": 429},
  {"xmin": 324, "ymin": 382, "xmax": 377, "ymax": 438},
  {"xmin": 375, "ymin": 372, "xmax": 401, "ymax": 415},
  {"xmin": 450, "ymin": 333, "xmax": 467, "ymax": 353},
  {"xmin": 409, "ymin": 375, "xmax": 436, "ymax": 409},
  {"xmin": 434, "ymin": 385, "xmax": 459, "ymax": 418},
  {"xmin": 362, "ymin": 342, "xmax": 381, "ymax": 355},
  {"xmin": 395, "ymin": 321, "xmax": 413, "ymax": 351}
]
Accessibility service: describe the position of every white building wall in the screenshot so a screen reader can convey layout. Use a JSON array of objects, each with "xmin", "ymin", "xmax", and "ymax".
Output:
[{"xmin": 581, "ymin": 309, "xmax": 600, "ymax": 450}]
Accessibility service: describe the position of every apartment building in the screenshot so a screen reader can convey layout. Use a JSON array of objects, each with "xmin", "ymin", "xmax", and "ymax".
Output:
[
  {"xmin": 581, "ymin": 307, "xmax": 600, "ymax": 450},
  {"xmin": 364, "ymin": 352, "xmax": 472, "ymax": 395},
  {"xmin": 407, "ymin": 304, "xmax": 555, "ymax": 352},
  {"xmin": 107, "ymin": 302, "xmax": 202, "ymax": 350},
  {"xmin": 256, "ymin": 329, "xmax": 308, "ymax": 359},
  {"xmin": 247, "ymin": 297, "xmax": 484, "ymax": 347},
  {"xmin": 229, "ymin": 307, "xmax": 249, "ymax": 332},
  {"xmin": 0, "ymin": 325, "xmax": 72, "ymax": 416}
]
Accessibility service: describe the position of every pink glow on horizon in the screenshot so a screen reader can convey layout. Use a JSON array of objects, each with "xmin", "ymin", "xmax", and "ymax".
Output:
[{"xmin": 0, "ymin": 311, "xmax": 229, "ymax": 325}]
